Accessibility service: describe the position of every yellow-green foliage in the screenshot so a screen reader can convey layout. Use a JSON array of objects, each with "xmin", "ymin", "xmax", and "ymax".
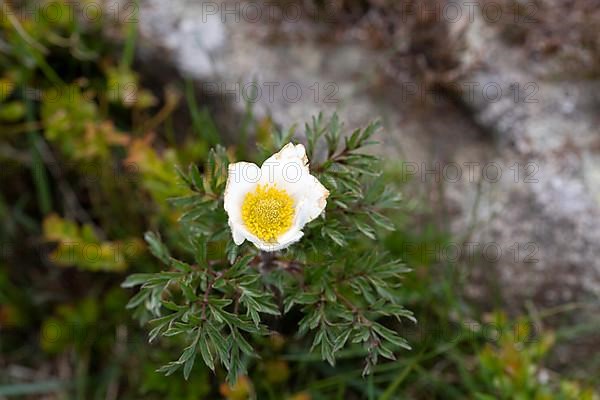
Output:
[
  {"xmin": 125, "ymin": 137, "xmax": 192, "ymax": 208},
  {"xmin": 105, "ymin": 66, "xmax": 156, "ymax": 109},
  {"xmin": 476, "ymin": 312, "xmax": 598, "ymax": 400},
  {"xmin": 43, "ymin": 214, "xmax": 142, "ymax": 271},
  {"xmin": 41, "ymin": 86, "xmax": 110, "ymax": 159}
]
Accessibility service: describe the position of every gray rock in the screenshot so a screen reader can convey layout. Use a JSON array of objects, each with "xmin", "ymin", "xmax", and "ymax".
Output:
[
  {"xmin": 131, "ymin": 0, "xmax": 600, "ymax": 308},
  {"xmin": 453, "ymin": 6, "xmax": 600, "ymax": 306}
]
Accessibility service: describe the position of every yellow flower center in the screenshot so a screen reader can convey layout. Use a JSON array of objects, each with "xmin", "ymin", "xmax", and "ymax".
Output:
[{"xmin": 241, "ymin": 185, "xmax": 295, "ymax": 242}]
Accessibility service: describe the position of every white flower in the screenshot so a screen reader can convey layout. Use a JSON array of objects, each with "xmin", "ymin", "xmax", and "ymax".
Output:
[{"xmin": 224, "ymin": 143, "xmax": 329, "ymax": 252}]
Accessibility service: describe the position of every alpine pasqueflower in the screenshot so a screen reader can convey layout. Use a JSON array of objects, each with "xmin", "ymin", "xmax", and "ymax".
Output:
[{"xmin": 224, "ymin": 143, "xmax": 329, "ymax": 251}]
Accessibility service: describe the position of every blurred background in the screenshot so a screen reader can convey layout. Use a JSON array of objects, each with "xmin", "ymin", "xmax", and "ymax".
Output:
[{"xmin": 1, "ymin": 0, "xmax": 599, "ymax": 398}]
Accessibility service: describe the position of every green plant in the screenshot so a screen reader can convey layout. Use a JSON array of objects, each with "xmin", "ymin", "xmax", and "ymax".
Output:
[
  {"xmin": 42, "ymin": 214, "xmax": 142, "ymax": 271},
  {"xmin": 124, "ymin": 114, "xmax": 415, "ymax": 383},
  {"xmin": 475, "ymin": 313, "xmax": 598, "ymax": 400}
]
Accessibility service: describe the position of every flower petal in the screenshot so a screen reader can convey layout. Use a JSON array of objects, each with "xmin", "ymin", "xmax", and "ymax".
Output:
[
  {"xmin": 229, "ymin": 223, "xmax": 247, "ymax": 245},
  {"xmin": 268, "ymin": 142, "xmax": 308, "ymax": 165},
  {"xmin": 294, "ymin": 173, "xmax": 329, "ymax": 226},
  {"xmin": 255, "ymin": 229, "xmax": 304, "ymax": 252},
  {"xmin": 224, "ymin": 161, "xmax": 261, "ymax": 224},
  {"xmin": 259, "ymin": 143, "xmax": 307, "ymax": 184}
]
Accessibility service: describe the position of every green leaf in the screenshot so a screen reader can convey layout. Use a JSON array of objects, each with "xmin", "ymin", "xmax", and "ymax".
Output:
[
  {"xmin": 121, "ymin": 273, "xmax": 155, "ymax": 288},
  {"xmin": 323, "ymin": 227, "xmax": 347, "ymax": 247},
  {"xmin": 373, "ymin": 323, "xmax": 411, "ymax": 350},
  {"xmin": 227, "ymin": 254, "xmax": 254, "ymax": 277},
  {"xmin": 168, "ymin": 194, "xmax": 204, "ymax": 208},
  {"xmin": 368, "ymin": 211, "xmax": 396, "ymax": 231},
  {"xmin": 125, "ymin": 289, "xmax": 148, "ymax": 309},
  {"xmin": 198, "ymin": 333, "xmax": 215, "ymax": 371},
  {"xmin": 189, "ymin": 164, "xmax": 204, "ymax": 191},
  {"xmin": 333, "ymin": 329, "xmax": 352, "ymax": 352},
  {"xmin": 170, "ymin": 257, "xmax": 193, "ymax": 273},
  {"xmin": 226, "ymin": 240, "xmax": 238, "ymax": 264},
  {"xmin": 144, "ymin": 232, "xmax": 170, "ymax": 263},
  {"xmin": 180, "ymin": 282, "xmax": 197, "ymax": 301},
  {"xmin": 355, "ymin": 219, "xmax": 376, "ymax": 240},
  {"xmin": 233, "ymin": 330, "xmax": 255, "ymax": 357},
  {"xmin": 192, "ymin": 235, "xmax": 207, "ymax": 266},
  {"xmin": 183, "ymin": 353, "xmax": 196, "ymax": 380}
]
